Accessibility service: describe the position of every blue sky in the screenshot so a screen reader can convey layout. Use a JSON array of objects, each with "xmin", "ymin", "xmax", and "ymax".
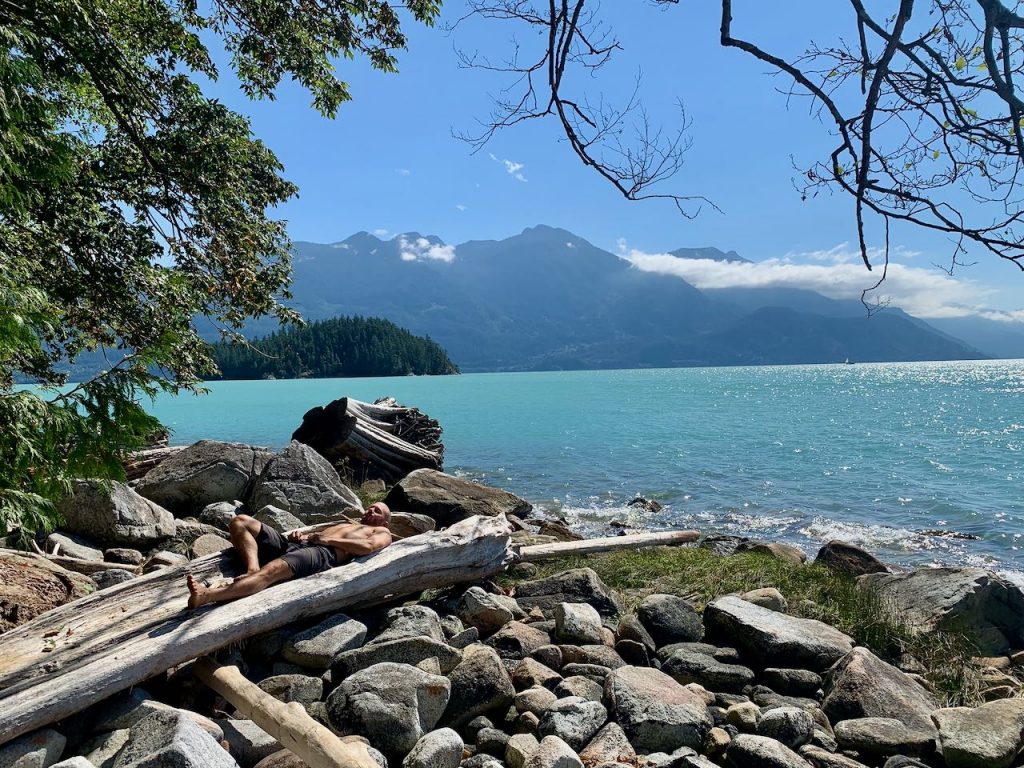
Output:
[{"xmin": 203, "ymin": 1, "xmax": 1024, "ymax": 320}]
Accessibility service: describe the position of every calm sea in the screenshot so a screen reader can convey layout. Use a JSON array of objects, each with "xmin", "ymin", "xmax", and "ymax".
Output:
[{"xmin": 151, "ymin": 360, "xmax": 1024, "ymax": 579}]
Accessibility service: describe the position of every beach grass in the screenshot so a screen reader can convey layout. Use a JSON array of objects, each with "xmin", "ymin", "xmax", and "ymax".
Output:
[{"xmin": 506, "ymin": 546, "xmax": 987, "ymax": 706}]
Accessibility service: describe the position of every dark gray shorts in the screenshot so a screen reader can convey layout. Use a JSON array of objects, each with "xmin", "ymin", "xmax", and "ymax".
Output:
[{"xmin": 256, "ymin": 524, "xmax": 338, "ymax": 579}]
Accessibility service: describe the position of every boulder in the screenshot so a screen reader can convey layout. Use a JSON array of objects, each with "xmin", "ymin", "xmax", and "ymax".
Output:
[
  {"xmin": 537, "ymin": 697, "xmax": 607, "ymax": 750},
  {"xmin": 384, "ymin": 469, "xmax": 531, "ymax": 526},
  {"xmin": 142, "ymin": 550, "xmax": 188, "ymax": 573},
  {"xmin": 57, "ymin": 480, "xmax": 174, "ymax": 548},
  {"xmin": 191, "ymin": 533, "xmax": 232, "ymax": 558},
  {"xmin": 458, "ymin": 586, "xmax": 526, "ymax": 635},
  {"xmin": 761, "ymin": 668, "xmax": 823, "ymax": 697},
  {"xmin": 257, "ymin": 674, "xmax": 323, "ymax": 705},
  {"xmin": 220, "ymin": 719, "xmax": 281, "ymax": 768},
  {"xmin": 523, "ymin": 736, "xmax": 582, "ymax": 768},
  {"xmin": 135, "ymin": 440, "xmax": 272, "ymax": 514},
  {"xmin": 931, "ymin": 698, "xmax": 1024, "ymax": 768},
  {"xmin": 403, "ymin": 728, "xmax": 463, "ymax": 768},
  {"xmin": 104, "ymin": 548, "xmax": 144, "ymax": 566},
  {"xmin": 199, "ymin": 501, "xmax": 241, "ymax": 530},
  {"xmin": 822, "ymin": 648, "xmax": 940, "ymax": 735},
  {"xmin": 797, "ymin": 746, "xmax": 869, "ymax": 768},
  {"xmin": 726, "ymin": 734, "xmax": 811, "ymax": 768},
  {"xmin": 332, "ymin": 636, "xmax": 461, "ymax": 678},
  {"xmin": 604, "ymin": 666, "xmax": 712, "ymax": 753},
  {"xmin": 112, "ymin": 709, "xmax": 238, "ymax": 768},
  {"xmin": 51, "ymin": 759, "xmax": 96, "ymax": 768},
  {"xmin": 442, "ymin": 644, "xmax": 516, "ymax": 728},
  {"xmin": 477, "ymin": 727, "xmax": 511, "ymax": 756},
  {"xmin": 253, "ymin": 506, "xmax": 305, "ymax": 534},
  {"xmin": 281, "ymin": 612, "xmax": 367, "ymax": 670},
  {"xmin": 506, "ymin": 733, "xmax": 540, "ymax": 768},
  {"xmin": 735, "ymin": 541, "xmax": 807, "ymax": 565},
  {"xmin": 741, "ymin": 588, "xmax": 788, "ymax": 613},
  {"xmin": 703, "ymin": 596, "xmax": 854, "ymax": 672},
  {"xmin": 0, "ymin": 728, "xmax": 66, "ymax": 768},
  {"xmin": 91, "ymin": 569, "xmax": 136, "ymax": 590},
  {"xmin": 82, "ymin": 728, "xmax": 131, "ymax": 768},
  {"xmin": 553, "ymin": 603, "xmax": 604, "ymax": 646},
  {"xmin": 833, "ymin": 717, "xmax": 933, "ymax": 757},
  {"xmin": 487, "ymin": 622, "xmax": 552, "ymax": 660},
  {"xmin": 756, "ymin": 707, "xmax": 815, "ymax": 750},
  {"xmin": 512, "ymin": 658, "xmax": 562, "ymax": 691},
  {"xmin": 662, "ymin": 648, "xmax": 755, "ymax": 692},
  {"xmin": 726, "ymin": 702, "xmax": 762, "ymax": 732},
  {"xmin": 251, "ymin": 751, "xmax": 307, "ymax": 768},
  {"xmin": 326, "ymin": 662, "xmax": 450, "ymax": 759},
  {"xmin": 558, "ymin": 645, "xmax": 624, "ymax": 670},
  {"xmin": 516, "ymin": 686, "xmax": 559, "ymax": 716},
  {"xmin": 554, "ymin": 676, "xmax": 604, "ymax": 703},
  {"xmin": 859, "ymin": 567, "xmax": 1024, "ymax": 654},
  {"xmin": 0, "ymin": 552, "xmax": 94, "ymax": 631},
  {"xmin": 389, "ymin": 512, "xmax": 436, "ymax": 540},
  {"xmin": 371, "ymin": 605, "xmax": 445, "ymax": 645},
  {"xmin": 814, "ymin": 541, "xmax": 888, "ymax": 577},
  {"xmin": 700, "ymin": 534, "xmax": 749, "ymax": 557},
  {"xmin": 46, "ymin": 532, "xmax": 104, "ymax": 561},
  {"xmin": 514, "ymin": 569, "xmax": 622, "ymax": 619},
  {"xmin": 578, "ymin": 723, "xmax": 635, "ymax": 766},
  {"xmin": 637, "ymin": 594, "xmax": 703, "ymax": 646},
  {"xmin": 615, "ymin": 614, "xmax": 656, "ymax": 653},
  {"xmin": 248, "ymin": 441, "xmax": 361, "ymax": 524}
]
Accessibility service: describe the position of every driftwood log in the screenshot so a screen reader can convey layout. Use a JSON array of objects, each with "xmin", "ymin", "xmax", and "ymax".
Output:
[
  {"xmin": 0, "ymin": 515, "xmax": 513, "ymax": 746},
  {"xmin": 518, "ymin": 530, "xmax": 699, "ymax": 561},
  {"xmin": 0, "ymin": 548, "xmax": 143, "ymax": 576},
  {"xmin": 122, "ymin": 445, "xmax": 186, "ymax": 481},
  {"xmin": 292, "ymin": 397, "xmax": 443, "ymax": 484},
  {"xmin": 194, "ymin": 658, "xmax": 379, "ymax": 768}
]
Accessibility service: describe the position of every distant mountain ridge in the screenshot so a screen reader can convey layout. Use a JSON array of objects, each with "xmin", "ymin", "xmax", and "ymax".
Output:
[{"xmin": 251, "ymin": 224, "xmax": 995, "ymax": 372}]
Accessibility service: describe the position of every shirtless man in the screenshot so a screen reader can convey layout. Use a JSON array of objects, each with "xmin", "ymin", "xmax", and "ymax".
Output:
[{"xmin": 186, "ymin": 502, "xmax": 393, "ymax": 608}]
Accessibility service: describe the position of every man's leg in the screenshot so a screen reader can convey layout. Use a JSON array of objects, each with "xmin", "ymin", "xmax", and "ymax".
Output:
[
  {"xmin": 187, "ymin": 558, "xmax": 292, "ymax": 609},
  {"xmin": 228, "ymin": 514, "xmax": 263, "ymax": 575}
]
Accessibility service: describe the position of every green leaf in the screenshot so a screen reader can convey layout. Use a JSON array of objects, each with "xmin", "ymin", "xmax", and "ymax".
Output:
[{"xmin": 955, "ymin": 55, "xmax": 967, "ymax": 72}]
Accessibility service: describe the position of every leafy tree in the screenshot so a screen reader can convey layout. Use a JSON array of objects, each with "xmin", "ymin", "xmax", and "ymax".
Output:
[
  {"xmin": 456, "ymin": 0, "xmax": 1024, "ymax": 280},
  {"xmin": 0, "ymin": 0, "xmax": 440, "ymax": 536}
]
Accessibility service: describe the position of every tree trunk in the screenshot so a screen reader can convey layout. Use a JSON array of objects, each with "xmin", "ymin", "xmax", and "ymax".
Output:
[
  {"xmin": 517, "ymin": 530, "xmax": 699, "ymax": 561},
  {"xmin": 0, "ymin": 515, "xmax": 512, "ymax": 746}
]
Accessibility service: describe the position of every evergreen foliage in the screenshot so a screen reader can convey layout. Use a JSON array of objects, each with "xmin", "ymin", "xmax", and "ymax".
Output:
[
  {"xmin": 0, "ymin": 0, "xmax": 439, "ymax": 536},
  {"xmin": 210, "ymin": 316, "xmax": 459, "ymax": 379}
]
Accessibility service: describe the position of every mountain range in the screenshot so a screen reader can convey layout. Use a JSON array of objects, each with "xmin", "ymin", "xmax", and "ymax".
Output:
[{"xmin": 246, "ymin": 224, "xmax": 1023, "ymax": 372}]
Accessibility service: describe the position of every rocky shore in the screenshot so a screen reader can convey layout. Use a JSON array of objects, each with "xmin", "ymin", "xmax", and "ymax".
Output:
[{"xmin": 3, "ymin": 433, "xmax": 1024, "ymax": 768}]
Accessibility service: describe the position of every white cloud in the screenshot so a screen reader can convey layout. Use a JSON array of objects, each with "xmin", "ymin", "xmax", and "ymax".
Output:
[
  {"xmin": 395, "ymin": 168, "xmax": 411, "ymax": 176},
  {"xmin": 372, "ymin": 228, "xmax": 390, "ymax": 238},
  {"xmin": 618, "ymin": 240, "xmax": 1022, "ymax": 322},
  {"xmin": 489, "ymin": 152, "xmax": 527, "ymax": 182},
  {"xmin": 397, "ymin": 236, "xmax": 456, "ymax": 263},
  {"xmin": 456, "ymin": 204, "xmax": 467, "ymax": 212}
]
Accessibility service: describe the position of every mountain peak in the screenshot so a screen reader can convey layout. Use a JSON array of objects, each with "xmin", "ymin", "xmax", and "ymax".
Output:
[
  {"xmin": 394, "ymin": 232, "xmax": 447, "ymax": 247},
  {"xmin": 670, "ymin": 246, "xmax": 750, "ymax": 264}
]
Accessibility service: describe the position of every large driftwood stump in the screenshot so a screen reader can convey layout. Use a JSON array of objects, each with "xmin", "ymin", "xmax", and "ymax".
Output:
[
  {"xmin": 0, "ymin": 515, "xmax": 513, "ymax": 746},
  {"xmin": 292, "ymin": 397, "xmax": 444, "ymax": 484}
]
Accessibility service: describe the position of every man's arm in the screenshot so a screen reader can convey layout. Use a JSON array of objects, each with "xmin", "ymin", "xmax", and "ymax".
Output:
[{"xmin": 311, "ymin": 529, "xmax": 392, "ymax": 556}]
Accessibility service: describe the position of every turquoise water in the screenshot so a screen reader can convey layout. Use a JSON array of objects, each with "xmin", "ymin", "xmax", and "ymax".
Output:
[{"xmin": 151, "ymin": 360, "xmax": 1024, "ymax": 577}]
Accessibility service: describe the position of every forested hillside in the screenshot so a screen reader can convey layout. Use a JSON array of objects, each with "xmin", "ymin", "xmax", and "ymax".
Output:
[{"xmin": 210, "ymin": 317, "xmax": 459, "ymax": 379}]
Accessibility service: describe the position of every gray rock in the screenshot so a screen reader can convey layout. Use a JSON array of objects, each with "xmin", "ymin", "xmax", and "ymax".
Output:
[
  {"xmin": 463, "ymin": 758, "xmax": 504, "ymax": 768},
  {"xmin": 553, "ymin": 604, "xmax": 604, "ymax": 646},
  {"xmin": 860, "ymin": 567, "xmax": 1024, "ymax": 654},
  {"xmin": 58, "ymin": 480, "xmax": 174, "ymax": 548},
  {"xmin": 513, "ymin": 569, "xmax": 622, "ymax": 619},
  {"xmin": 725, "ymin": 734, "xmax": 811, "ymax": 768},
  {"xmin": 458, "ymin": 587, "xmax": 525, "ymax": 635},
  {"xmin": 554, "ymin": 676, "xmax": 603, "ymax": 702},
  {"xmin": 487, "ymin": 622, "xmax": 551, "ymax": 660},
  {"xmin": 814, "ymin": 541, "xmax": 888, "ymax": 577},
  {"xmin": 559, "ymin": 664, "xmax": 610, "ymax": 683},
  {"xmin": 442, "ymin": 644, "xmax": 517, "ymax": 728},
  {"xmin": 661, "ymin": 649, "xmax": 754, "ymax": 692},
  {"xmin": 192, "ymin": 533, "xmax": 232, "ymax": 558},
  {"xmin": 756, "ymin": 707, "xmax": 815, "ymax": 750},
  {"xmin": 249, "ymin": 441, "xmax": 361, "ymax": 524},
  {"xmin": 135, "ymin": 440, "xmax": 271, "ymax": 515},
  {"xmin": 880, "ymin": 758, "xmax": 930, "ymax": 768},
  {"xmin": 931, "ymin": 698, "xmax": 1024, "ymax": 768},
  {"xmin": 506, "ymin": 734, "xmax": 540, "ymax": 768},
  {"xmin": 0, "ymin": 728, "xmax": 66, "ymax": 768},
  {"xmin": 798, "ymin": 746, "xmax": 870, "ymax": 768},
  {"xmin": 532, "ymin": 646, "xmax": 563, "ymax": 671},
  {"xmin": 326, "ymin": 662, "xmax": 450, "ymax": 759},
  {"xmin": 104, "ymin": 548, "xmax": 144, "ymax": 566},
  {"xmin": 761, "ymin": 669, "xmax": 823, "ymax": 697},
  {"xmin": 478, "ymin": 728, "xmax": 512, "ymax": 756},
  {"xmin": 220, "ymin": 720, "xmax": 281, "ymax": 768},
  {"xmin": 699, "ymin": 534, "xmax": 749, "ymax": 557},
  {"xmin": 374, "ymin": 605, "xmax": 445, "ymax": 645},
  {"xmin": 614, "ymin": 639, "xmax": 650, "ymax": 667},
  {"xmin": 523, "ymin": 736, "xmax": 582, "ymax": 768},
  {"xmin": 199, "ymin": 501, "xmax": 241, "ymax": 530},
  {"xmin": 657, "ymin": 642, "xmax": 741, "ymax": 664},
  {"xmin": 741, "ymin": 588, "xmax": 788, "ymax": 613},
  {"xmin": 450, "ymin": 627, "xmax": 480, "ymax": 649},
  {"xmin": 440, "ymin": 615, "xmax": 464, "ymax": 638},
  {"xmin": 51, "ymin": 760, "xmax": 96, "ymax": 768},
  {"xmin": 516, "ymin": 686, "xmax": 559, "ymax": 716},
  {"xmin": 91, "ymin": 569, "xmax": 136, "ymax": 590},
  {"xmin": 604, "ymin": 666, "xmax": 712, "ymax": 753},
  {"xmin": 833, "ymin": 717, "xmax": 933, "ymax": 757},
  {"xmin": 257, "ymin": 674, "xmax": 323, "ymax": 705},
  {"xmin": 387, "ymin": 512, "xmax": 436, "ymax": 540},
  {"xmin": 537, "ymin": 697, "xmax": 607, "ymax": 751},
  {"xmin": 403, "ymin": 728, "xmax": 463, "ymax": 768},
  {"xmin": 112, "ymin": 710, "xmax": 238, "ymax": 768},
  {"xmin": 578, "ymin": 723, "xmax": 634, "ymax": 766},
  {"xmin": 253, "ymin": 505, "xmax": 306, "ymax": 534},
  {"xmin": 735, "ymin": 541, "xmax": 807, "ymax": 565},
  {"xmin": 250, "ymin": 750, "xmax": 307, "ymax": 768},
  {"xmin": 558, "ymin": 645, "xmax": 624, "ymax": 670},
  {"xmin": 281, "ymin": 612, "xmax": 367, "ymax": 670},
  {"xmin": 82, "ymin": 729, "xmax": 130, "ymax": 768},
  {"xmin": 615, "ymin": 615, "xmax": 656, "ymax": 653},
  {"xmin": 142, "ymin": 550, "xmax": 188, "ymax": 573},
  {"xmin": 512, "ymin": 658, "xmax": 562, "ymax": 691},
  {"xmin": 384, "ymin": 469, "xmax": 531, "ymax": 527},
  {"xmin": 725, "ymin": 702, "xmax": 761, "ymax": 732},
  {"xmin": 47, "ymin": 532, "xmax": 104, "ymax": 561},
  {"xmin": 637, "ymin": 594, "xmax": 703, "ymax": 646},
  {"xmin": 332, "ymin": 636, "xmax": 462, "ymax": 678},
  {"xmin": 822, "ymin": 647, "xmax": 940, "ymax": 736},
  {"xmin": 704, "ymin": 596, "xmax": 854, "ymax": 672}
]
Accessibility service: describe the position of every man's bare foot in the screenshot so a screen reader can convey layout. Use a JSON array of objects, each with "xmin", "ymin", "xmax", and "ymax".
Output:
[{"xmin": 186, "ymin": 574, "xmax": 209, "ymax": 609}]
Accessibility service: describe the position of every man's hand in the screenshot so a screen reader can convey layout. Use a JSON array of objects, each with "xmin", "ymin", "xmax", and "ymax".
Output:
[{"xmin": 287, "ymin": 530, "xmax": 309, "ymax": 543}]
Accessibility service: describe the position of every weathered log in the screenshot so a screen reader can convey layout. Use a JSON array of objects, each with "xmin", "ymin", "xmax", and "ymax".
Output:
[
  {"xmin": 517, "ymin": 530, "xmax": 699, "ymax": 562},
  {"xmin": 122, "ymin": 445, "xmax": 186, "ymax": 481},
  {"xmin": 194, "ymin": 658, "xmax": 378, "ymax": 768},
  {"xmin": 0, "ymin": 548, "xmax": 142, "ymax": 576},
  {"xmin": 292, "ymin": 397, "xmax": 444, "ymax": 484},
  {"xmin": 0, "ymin": 515, "xmax": 513, "ymax": 746}
]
